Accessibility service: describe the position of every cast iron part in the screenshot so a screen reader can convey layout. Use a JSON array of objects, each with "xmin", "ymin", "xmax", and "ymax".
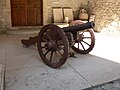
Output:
[{"xmin": 62, "ymin": 21, "xmax": 95, "ymax": 32}]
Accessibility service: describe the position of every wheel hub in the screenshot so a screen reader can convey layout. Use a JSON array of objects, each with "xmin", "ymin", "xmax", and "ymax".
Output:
[{"xmin": 45, "ymin": 41, "xmax": 57, "ymax": 51}]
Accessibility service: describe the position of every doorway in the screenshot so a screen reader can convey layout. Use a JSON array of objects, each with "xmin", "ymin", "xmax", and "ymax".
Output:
[{"xmin": 11, "ymin": 0, "xmax": 43, "ymax": 26}]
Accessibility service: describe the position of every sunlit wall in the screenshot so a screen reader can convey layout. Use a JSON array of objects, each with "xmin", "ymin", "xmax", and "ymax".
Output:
[{"xmin": 87, "ymin": 0, "xmax": 120, "ymax": 33}]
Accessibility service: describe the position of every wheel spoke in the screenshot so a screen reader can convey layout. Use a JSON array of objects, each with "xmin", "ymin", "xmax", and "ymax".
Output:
[
  {"xmin": 82, "ymin": 40, "xmax": 90, "ymax": 46},
  {"xmin": 56, "ymin": 40, "xmax": 63, "ymax": 46},
  {"xmin": 44, "ymin": 50, "xmax": 50, "ymax": 56},
  {"xmin": 44, "ymin": 31, "xmax": 52, "ymax": 41},
  {"xmin": 78, "ymin": 42, "xmax": 80, "ymax": 48},
  {"xmin": 41, "ymin": 46, "xmax": 45, "ymax": 48},
  {"xmin": 81, "ymin": 31, "xmax": 85, "ymax": 35},
  {"xmin": 50, "ymin": 51, "xmax": 54, "ymax": 62},
  {"xmin": 82, "ymin": 37, "xmax": 91, "ymax": 39},
  {"xmin": 41, "ymin": 38, "xmax": 46, "ymax": 42},
  {"xmin": 57, "ymin": 43, "xmax": 63, "ymax": 46},
  {"xmin": 46, "ymin": 34, "xmax": 52, "ymax": 41},
  {"xmin": 42, "ymin": 35, "xmax": 47, "ymax": 42},
  {"xmin": 80, "ymin": 42, "xmax": 85, "ymax": 50},
  {"xmin": 55, "ymin": 51, "xmax": 57, "ymax": 55}
]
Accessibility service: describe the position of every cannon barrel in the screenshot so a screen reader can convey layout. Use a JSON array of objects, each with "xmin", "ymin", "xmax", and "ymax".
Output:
[{"xmin": 62, "ymin": 21, "xmax": 95, "ymax": 32}]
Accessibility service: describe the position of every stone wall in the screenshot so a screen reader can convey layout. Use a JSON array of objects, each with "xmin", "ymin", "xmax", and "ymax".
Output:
[
  {"xmin": 0, "ymin": 0, "xmax": 9, "ymax": 31},
  {"xmin": 87, "ymin": 0, "xmax": 120, "ymax": 34},
  {"xmin": 0, "ymin": 0, "xmax": 89, "ymax": 29}
]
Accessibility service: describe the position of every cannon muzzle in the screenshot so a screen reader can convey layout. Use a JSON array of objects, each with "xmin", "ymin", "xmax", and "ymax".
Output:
[{"xmin": 62, "ymin": 21, "xmax": 95, "ymax": 32}]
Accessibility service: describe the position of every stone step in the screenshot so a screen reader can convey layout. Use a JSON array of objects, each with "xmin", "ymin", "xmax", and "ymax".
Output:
[
  {"xmin": 6, "ymin": 26, "xmax": 42, "ymax": 35},
  {"xmin": 6, "ymin": 28, "xmax": 41, "ymax": 35}
]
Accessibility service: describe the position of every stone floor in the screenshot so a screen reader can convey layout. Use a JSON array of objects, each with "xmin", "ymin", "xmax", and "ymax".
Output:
[
  {"xmin": 0, "ymin": 31, "xmax": 120, "ymax": 90},
  {"xmin": 84, "ymin": 32, "xmax": 120, "ymax": 90},
  {"xmin": 0, "ymin": 64, "xmax": 4, "ymax": 90},
  {"xmin": 85, "ymin": 79, "xmax": 120, "ymax": 90}
]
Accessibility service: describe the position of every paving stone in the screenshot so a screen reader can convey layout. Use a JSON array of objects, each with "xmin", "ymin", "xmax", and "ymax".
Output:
[
  {"xmin": 5, "ymin": 65, "xmax": 91, "ymax": 90},
  {"xmin": 85, "ymin": 79, "xmax": 120, "ymax": 90}
]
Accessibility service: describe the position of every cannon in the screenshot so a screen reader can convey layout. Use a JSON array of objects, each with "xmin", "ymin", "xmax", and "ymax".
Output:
[{"xmin": 21, "ymin": 21, "xmax": 95, "ymax": 68}]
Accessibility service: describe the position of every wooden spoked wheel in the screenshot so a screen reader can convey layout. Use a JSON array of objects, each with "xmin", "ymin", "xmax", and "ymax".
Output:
[
  {"xmin": 72, "ymin": 29, "xmax": 95, "ymax": 54},
  {"xmin": 37, "ymin": 24, "xmax": 69, "ymax": 68}
]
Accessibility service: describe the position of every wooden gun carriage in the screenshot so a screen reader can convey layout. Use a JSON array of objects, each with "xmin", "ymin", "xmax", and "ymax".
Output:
[{"xmin": 21, "ymin": 21, "xmax": 95, "ymax": 68}]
